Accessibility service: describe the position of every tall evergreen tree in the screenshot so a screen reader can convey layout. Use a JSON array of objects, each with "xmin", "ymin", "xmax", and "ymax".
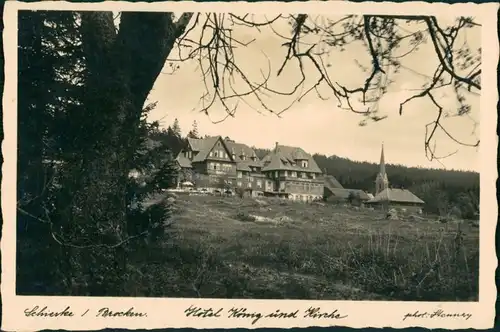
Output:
[
  {"xmin": 171, "ymin": 118, "xmax": 181, "ymax": 137},
  {"xmin": 187, "ymin": 120, "xmax": 199, "ymax": 139}
]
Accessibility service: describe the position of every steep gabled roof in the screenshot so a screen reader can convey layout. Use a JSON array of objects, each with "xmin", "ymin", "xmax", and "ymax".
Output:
[
  {"xmin": 187, "ymin": 136, "xmax": 236, "ymax": 163},
  {"xmin": 324, "ymin": 187, "xmax": 371, "ymax": 200},
  {"xmin": 224, "ymin": 140, "xmax": 263, "ymax": 170},
  {"xmin": 176, "ymin": 153, "xmax": 192, "ymax": 168},
  {"xmin": 261, "ymin": 145, "xmax": 322, "ymax": 173},
  {"xmin": 187, "ymin": 137, "xmax": 207, "ymax": 152},
  {"xmin": 184, "ymin": 136, "xmax": 263, "ymax": 172},
  {"xmin": 324, "ymin": 174, "xmax": 344, "ymax": 190},
  {"xmin": 367, "ymin": 188, "xmax": 425, "ymax": 205}
]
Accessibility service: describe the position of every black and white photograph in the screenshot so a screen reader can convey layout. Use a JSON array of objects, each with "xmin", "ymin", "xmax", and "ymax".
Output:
[{"xmin": 2, "ymin": 0, "xmax": 497, "ymax": 330}]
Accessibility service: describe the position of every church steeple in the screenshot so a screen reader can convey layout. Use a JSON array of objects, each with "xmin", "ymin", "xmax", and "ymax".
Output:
[
  {"xmin": 379, "ymin": 142, "xmax": 386, "ymax": 176},
  {"xmin": 375, "ymin": 142, "xmax": 389, "ymax": 195}
]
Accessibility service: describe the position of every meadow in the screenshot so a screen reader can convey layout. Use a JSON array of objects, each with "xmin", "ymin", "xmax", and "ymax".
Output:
[{"xmin": 126, "ymin": 193, "xmax": 479, "ymax": 301}]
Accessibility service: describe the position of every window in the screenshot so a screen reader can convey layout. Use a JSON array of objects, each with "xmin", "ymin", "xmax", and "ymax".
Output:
[
  {"xmin": 214, "ymin": 151, "xmax": 219, "ymax": 157},
  {"xmin": 257, "ymin": 180, "xmax": 262, "ymax": 188},
  {"xmin": 302, "ymin": 160, "xmax": 308, "ymax": 168},
  {"xmin": 275, "ymin": 171, "xmax": 278, "ymax": 178},
  {"xmin": 291, "ymin": 171, "xmax": 297, "ymax": 177},
  {"xmin": 237, "ymin": 171, "xmax": 242, "ymax": 178},
  {"xmin": 311, "ymin": 173, "xmax": 316, "ymax": 179},
  {"xmin": 284, "ymin": 170, "xmax": 288, "ymax": 177},
  {"xmin": 247, "ymin": 182, "xmax": 252, "ymax": 188},
  {"xmin": 213, "ymin": 164, "xmax": 217, "ymax": 170},
  {"xmin": 301, "ymin": 172, "xmax": 307, "ymax": 179},
  {"xmin": 209, "ymin": 151, "xmax": 213, "ymax": 157},
  {"xmin": 237, "ymin": 181, "xmax": 242, "ymax": 187}
]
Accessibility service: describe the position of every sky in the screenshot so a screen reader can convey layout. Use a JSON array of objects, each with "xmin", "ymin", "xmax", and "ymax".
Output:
[{"xmin": 144, "ymin": 14, "xmax": 481, "ymax": 172}]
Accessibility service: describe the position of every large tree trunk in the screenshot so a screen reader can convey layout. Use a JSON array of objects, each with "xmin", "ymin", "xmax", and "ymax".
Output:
[{"xmin": 61, "ymin": 11, "xmax": 192, "ymax": 295}]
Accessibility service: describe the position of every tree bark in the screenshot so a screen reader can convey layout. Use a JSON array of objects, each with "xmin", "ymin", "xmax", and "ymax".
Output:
[{"xmin": 70, "ymin": 11, "xmax": 193, "ymax": 294}]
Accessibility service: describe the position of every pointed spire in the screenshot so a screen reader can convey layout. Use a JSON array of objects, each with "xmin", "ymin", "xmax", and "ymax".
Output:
[{"xmin": 379, "ymin": 142, "xmax": 386, "ymax": 175}]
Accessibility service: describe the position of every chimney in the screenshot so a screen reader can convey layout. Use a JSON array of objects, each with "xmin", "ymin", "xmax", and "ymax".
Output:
[{"xmin": 274, "ymin": 142, "xmax": 279, "ymax": 151}]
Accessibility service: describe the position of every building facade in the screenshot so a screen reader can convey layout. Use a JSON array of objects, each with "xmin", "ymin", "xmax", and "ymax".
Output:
[
  {"xmin": 175, "ymin": 137, "xmax": 324, "ymax": 200},
  {"xmin": 260, "ymin": 143, "xmax": 324, "ymax": 201}
]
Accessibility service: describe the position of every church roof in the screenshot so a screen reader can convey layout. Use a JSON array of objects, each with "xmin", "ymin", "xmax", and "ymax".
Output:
[{"xmin": 366, "ymin": 188, "xmax": 425, "ymax": 205}]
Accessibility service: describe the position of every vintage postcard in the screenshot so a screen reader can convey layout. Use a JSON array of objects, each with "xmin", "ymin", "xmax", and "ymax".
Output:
[{"xmin": 1, "ymin": 0, "xmax": 498, "ymax": 330}]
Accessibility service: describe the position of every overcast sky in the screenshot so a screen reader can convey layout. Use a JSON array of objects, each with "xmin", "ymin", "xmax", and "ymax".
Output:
[{"xmin": 144, "ymin": 14, "xmax": 481, "ymax": 172}]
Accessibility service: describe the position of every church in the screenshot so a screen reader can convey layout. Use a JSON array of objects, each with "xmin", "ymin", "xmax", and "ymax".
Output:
[{"xmin": 365, "ymin": 143, "xmax": 425, "ymax": 213}]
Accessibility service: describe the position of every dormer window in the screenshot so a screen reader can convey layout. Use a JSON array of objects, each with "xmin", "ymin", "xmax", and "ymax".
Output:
[{"xmin": 302, "ymin": 160, "xmax": 308, "ymax": 168}]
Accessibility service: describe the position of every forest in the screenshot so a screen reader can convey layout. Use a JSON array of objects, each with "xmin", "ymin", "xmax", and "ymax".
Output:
[{"xmin": 14, "ymin": 9, "xmax": 481, "ymax": 297}]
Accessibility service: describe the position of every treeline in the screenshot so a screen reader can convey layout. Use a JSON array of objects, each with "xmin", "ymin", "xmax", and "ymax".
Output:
[{"xmin": 314, "ymin": 154, "xmax": 479, "ymax": 219}]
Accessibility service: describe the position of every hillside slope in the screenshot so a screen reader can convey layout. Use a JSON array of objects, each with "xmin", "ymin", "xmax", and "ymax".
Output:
[{"xmin": 129, "ymin": 194, "xmax": 479, "ymax": 301}]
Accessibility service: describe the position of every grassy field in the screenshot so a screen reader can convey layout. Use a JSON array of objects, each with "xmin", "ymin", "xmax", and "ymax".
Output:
[{"xmin": 126, "ymin": 193, "xmax": 479, "ymax": 301}]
